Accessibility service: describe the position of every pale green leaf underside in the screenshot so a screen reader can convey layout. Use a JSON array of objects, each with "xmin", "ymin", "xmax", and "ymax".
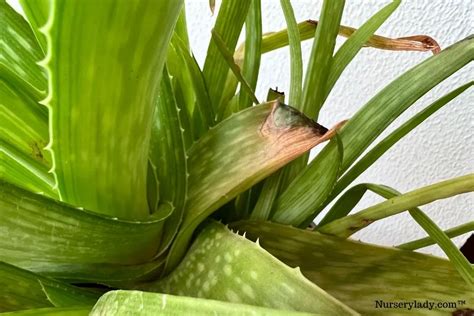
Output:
[
  {"xmin": 91, "ymin": 290, "xmax": 318, "ymax": 316},
  {"xmin": 146, "ymin": 222, "xmax": 356, "ymax": 315},
  {"xmin": 0, "ymin": 181, "xmax": 172, "ymax": 283},
  {"xmin": 233, "ymin": 220, "xmax": 474, "ymax": 315},
  {"xmin": 44, "ymin": 0, "xmax": 183, "ymax": 219},
  {"xmin": 0, "ymin": 261, "xmax": 98, "ymax": 313}
]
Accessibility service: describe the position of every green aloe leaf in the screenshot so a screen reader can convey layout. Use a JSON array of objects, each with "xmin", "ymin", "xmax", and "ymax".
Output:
[
  {"xmin": 90, "ymin": 290, "xmax": 319, "ymax": 316},
  {"xmin": 18, "ymin": 0, "xmax": 49, "ymax": 52},
  {"xmin": 318, "ymin": 174, "xmax": 474, "ymax": 238},
  {"xmin": 165, "ymin": 101, "xmax": 335, "ymax": 272},
  {"xmin": 233, "ymin": 220, "xmax": 474, "ymax": 315},
  {"xmin": 170, "ymin": 35, "xmax": 215, "ymax": 138},
  {"xmin": 149, "ymin": 67, "xmax": 188, "ymax": 255},
  {"xmin": 0, "ymin": 141, "xmax": 55, "ymax": 197},
  {"xmin": 398, "ymin": 221, "xmax": 474, "ymax": 250},
  {"xmin": 0, "ymin": 181, "xmax": 172, "ymax": 283},
  {"xmin": 43, "ymin": 0, "xmax": 183, "ymax": 219},
  {"xmin": 203, "ymin": 0, "xmax": 251, "ymax": 113},
  {"xmin": 0, "ymin": 261, "xmax": 98, "ymax": 312},
  {"xmin": 323, "ymin": 82, "xmax": 473, "ymax": 210},
  {"xmin": 272, "ymin": 36, "xmax": 474, "ymax": 227},
  {"xmin": 146, "ymin": 222, "xmax": 356, "ymax": 315},
  {"xmin": 0, "ymin": 0, "xmax": 53, "ymax": 195},
  {"xmin": 318, "ymin": 182, "xmax": 473, "ymax": 286}
]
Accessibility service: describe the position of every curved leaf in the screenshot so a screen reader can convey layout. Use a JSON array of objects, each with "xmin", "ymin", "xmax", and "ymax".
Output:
[{"xmin": 165, "ymin": 101, "xmax": 336, "ymax": 272}]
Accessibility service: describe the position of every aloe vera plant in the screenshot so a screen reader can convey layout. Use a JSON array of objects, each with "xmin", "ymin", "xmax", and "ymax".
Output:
[{"xmin": 1, "ymin": 0, "xmax": 473, "ymax": 315}]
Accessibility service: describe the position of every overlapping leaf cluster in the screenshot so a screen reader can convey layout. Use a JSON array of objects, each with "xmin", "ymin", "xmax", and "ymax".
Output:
[{"xmin": 1, "ymin": 0, "xmax": 472, "ymax": 314}]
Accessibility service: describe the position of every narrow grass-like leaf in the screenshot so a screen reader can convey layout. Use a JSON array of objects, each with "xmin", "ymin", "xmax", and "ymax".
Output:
[
  {"xmin": 318, "ymin": 174, "xmax": 474, "ymax": 238},
  {"xmin": 0, "ymin": 262, "xmax": 98, "ymax": 312},
  {"xmin": 147, "ymin": 222, "xmax": 356, "ymax": 315},
  {"xmin": 44, "ymin": 0, "xmax": 183, "ymax": 219},
  {"xmin": 318, "ymin": 183, "xmax": 473, "ymax": 286},
  {"xmin": 203, "ymin": 0, "xmax": 251, "ymax": 113},
  {"xmin": 238, "ymin": 0, "xmax": 262, "ymax": 110},
  {"xmin": 279, "ymin": 0, "xmax": 302, "ymax": 107},
  {"xmin": 323, "ymin": 82, "xmax": 473, "ymax": 210},
  {"xmin": 91, "ymin": 290, "xmax": 319, "ymax": 316},
  {"xmin": 325, "ymin": 0, "xmax": 401, "ymax": 99},
  {"xmin": 0, "ymin": 181, "xmax": 172, "ymax": 283},
  {"xmin": 398, "ymin": 221, "xmax": 474, "ymax": 250},
  {"xmin": 211, "ymin": 30, "xmax": 260, "ymax": 106},
  {"xmin": 149, "ymin": 67, "xmax": 188, "ymax": 255},
  {"xmin": 301, "ymin": 0, "xmax": 345, "ymax": 119},
  {"xmin": 233, "ymin": 220, "xmax": 474, "ymax": 315},
  {"xmin": 273, "ymin": 36, "xmax": 474, "ymax": 227},
  {"xmin": 165, "ymin": 101, "xmax": 335, "ymax": 271}
]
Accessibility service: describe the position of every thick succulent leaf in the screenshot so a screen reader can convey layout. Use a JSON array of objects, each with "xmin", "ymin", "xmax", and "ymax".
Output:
[
  {"xmin": 165, "ymin": 101, "xmax": 339, "ymax": 271},
  {"xmin": 0, "ymin": 261, "xmax": 98, "ymax": 312},
  {"xmin": 43, "ymin": 0, "xmax": 183, "ymax": 219},
  {"xmin": 398, "ymin": 221, "xmax": 474, "ymax": 250},
  {"xmin": 272, "ymin": 36, "xmax": 474, "ymax": 227},
  {"xmin": 149, "ymin": 67, "xmax": 188, "ymax": 255},
  {"xmin": 324, "ymin": 82, "xmax": 473, "ymax": 210},
  {"xmin": 0, "ymin": 141, "xmax": 55, "ymax": 197},
  {"xmin": 18, "ymin": 0, "xmax": 49, "ymax": 52},
  {"xmin": 0, "ymin": 181, "xmax": 172, "ymax": 283},
  {"xmin": 202, "ymin": 0, "xmax": 251, "ymax": 113},
  {"xmin": 233, "ymin": 220, "xmax": 474, "ymax": 315},
  {"xmin": 318, "ymin": 174, "xmax": 474, "ymax": 238},
  {"xmin": 0, "ymin": 307, "xmax": 91, "ymax": 316},
  {"xmin": 170, "ymin": 35, "xmax": 215, "ymax": 138},
  {"xmin": 90, "ymin": 290, "xmax": 318, "ymax": 316},
  {"xmin": 146, "ymin": 222, "xmax": 356, "ymax": 315},
  {"xmin": 318, "ymin": 182, "xmax": 473, "ymax": 286},
  {"xmin": 1, "ymin": 0, "xmax": 46, "ymax": 97}
]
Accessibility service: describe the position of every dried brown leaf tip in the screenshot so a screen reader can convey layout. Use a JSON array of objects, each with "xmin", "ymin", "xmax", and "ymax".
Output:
[{"xmin": 260, "ymin": 100, "xmax": 346, "ymax": 158}]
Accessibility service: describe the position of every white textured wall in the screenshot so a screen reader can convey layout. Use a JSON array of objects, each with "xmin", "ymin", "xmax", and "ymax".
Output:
[
  {"xmin": 8, "ymin": 0, "xmax": 473, "ymax": 257},
  {"xmin": 185, "ymin": 0, "xmax": 473, "ymax": 257}
]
